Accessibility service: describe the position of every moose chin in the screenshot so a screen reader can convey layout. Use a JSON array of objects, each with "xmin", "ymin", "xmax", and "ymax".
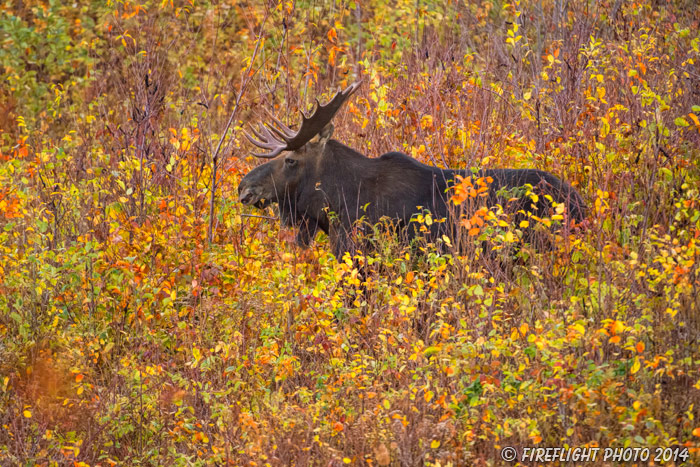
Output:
[{"xmin": 238, "ymin": 82, "xmax": 586, "ymax": 259}]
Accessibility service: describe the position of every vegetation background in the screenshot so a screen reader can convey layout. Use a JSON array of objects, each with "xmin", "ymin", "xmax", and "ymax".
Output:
[{"xmin": 1, "ymin": 0, "xmax": 699, "ymax": 465}]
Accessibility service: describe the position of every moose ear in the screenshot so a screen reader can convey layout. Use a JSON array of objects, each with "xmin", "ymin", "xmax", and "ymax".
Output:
[{"xmin": 318, "ymin": 123, "xmax": 334, "ymax": 145}]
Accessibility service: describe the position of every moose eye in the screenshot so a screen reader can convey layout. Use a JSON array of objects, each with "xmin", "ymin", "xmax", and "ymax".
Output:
[{"xmin": 285, "ymin": 158, "xmax": 297, "ymax": 167}]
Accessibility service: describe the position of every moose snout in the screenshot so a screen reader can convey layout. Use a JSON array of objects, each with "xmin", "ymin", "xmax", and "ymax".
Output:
[
  {"xmin": 238, "ymin": 185, "xmax": 271, "ymax": 208},
  {"xmin": 238, "ymin": 186, "xmax": 256, "ymax": 205}
]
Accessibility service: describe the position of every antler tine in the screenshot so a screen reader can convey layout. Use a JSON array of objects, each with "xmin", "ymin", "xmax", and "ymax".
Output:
[
  {"xmin": 283, "ymin": 81, "xmax": 361, "ymax": 151},
  {"xmin": 264, "ymin": 111, "xmax": 296, "ymax": 140},
  {"xmin": 243, "ymin": 124, "xmax": 287, "ymax": 158},
  {"xmin": 246, "ymin": 124, "xmax": 281, "ymax": 149},
  {"xmin": 251, "ymin": 146, "xmax": 285, "ymax": 158},
  {"xmin": 266, "ymin": 122, "xmax": 295, "ymax": 142},
  {"xmin": 248, "ymin": 123, "xmax": 272, "ymax": 143}
]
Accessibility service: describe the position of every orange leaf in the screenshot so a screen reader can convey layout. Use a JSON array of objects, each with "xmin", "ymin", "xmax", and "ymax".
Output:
[
  {"xmin": 689, "ymin": 113, "xmax": 700, "ymax": 128},
  {"xmin": 327, "ymin": 27, "xmax": 337, "ymax": 43}
]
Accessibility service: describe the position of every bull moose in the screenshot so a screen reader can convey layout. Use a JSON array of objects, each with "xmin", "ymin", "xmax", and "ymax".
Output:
[{"xmin": 238, "ymin": 82, "xmax": 585, "ymax": 258}]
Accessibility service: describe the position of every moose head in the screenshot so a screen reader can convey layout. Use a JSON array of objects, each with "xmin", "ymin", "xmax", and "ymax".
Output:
[{"xmin": 238, "ymin": 82, "xmax": 361, "ymax": 250}]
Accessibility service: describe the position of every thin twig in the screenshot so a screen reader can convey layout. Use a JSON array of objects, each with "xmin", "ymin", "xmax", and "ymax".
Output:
[
  {"xmin": 207, "ymin": 7, "xmax": 270, "ymax": 244},
  {"xmin": 241, "ymin": 214, "xmax": 279, "ymax": 221}
]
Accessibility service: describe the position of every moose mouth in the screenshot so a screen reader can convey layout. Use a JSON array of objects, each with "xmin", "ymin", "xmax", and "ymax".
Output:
[{"xmin": 238, "ymin": 187, "xmax": 272, "ymax": 209}]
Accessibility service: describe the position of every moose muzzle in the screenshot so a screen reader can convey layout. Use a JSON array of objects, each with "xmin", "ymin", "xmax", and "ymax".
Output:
[
  {"xmin": 238, "ymin": 186, "xmax": 257, "ymax": 205},
  {"xmin": 238, "ymin": 181, "xmax": 272, "ymax": 209}
]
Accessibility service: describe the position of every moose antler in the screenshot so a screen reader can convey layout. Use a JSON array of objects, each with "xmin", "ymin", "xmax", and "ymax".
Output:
[{"xmin": 245, "ymin": 81, "xmax": 361, "ymax": 158}]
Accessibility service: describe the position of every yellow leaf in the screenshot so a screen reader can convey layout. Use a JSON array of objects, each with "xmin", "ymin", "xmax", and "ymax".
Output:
[
  {"xmin": 630, "ymin": 357, "xmax": 641, "ymax": 374},
  {"xmin": 23, "ymin": 409, "xmax": 32, "ymax": 418},
  {"xmin": 596, "ymin": 86, "xmax": 607, "ymax": 103},
  {"xmin": 103, "ymin": 342, "xmax": 115, "ymax": 354},
  {"xmin": 431, "ymin": 440, "xmax": 440, "ymax": 449},
  {"xmin": 611, "ymin": 320, "xmax": 625, "ymax": 335},
  {"xmin": 424, "ymin": 390, "xmax": 434, "ymax": 403},
  {"xmin": 519, "ymin": 323, "xmax": 529, "ymax": 336},
  {"xmin": 569, "ymin": 323, "xmax": 585, "ymax": 336},
  {"xmin": 343, "ymin": 458, "xmax": 351, "ymax": 464}
]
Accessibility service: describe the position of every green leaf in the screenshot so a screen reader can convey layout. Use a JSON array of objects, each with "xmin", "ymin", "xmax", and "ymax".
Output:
[{"xmin": 659, "ymin": 167, "xmax": 673, "ymax": 181}]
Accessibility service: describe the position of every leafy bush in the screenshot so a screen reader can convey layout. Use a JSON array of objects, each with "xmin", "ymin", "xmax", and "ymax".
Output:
[{"xmin": 1, "ymin": 0, "xmax": 699, "ymax": 465}]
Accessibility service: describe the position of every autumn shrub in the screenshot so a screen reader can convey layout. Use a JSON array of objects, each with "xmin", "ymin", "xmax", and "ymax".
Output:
[{"xmin": 1, "ymin": 0, "xmax": 699, "ymax": 466}]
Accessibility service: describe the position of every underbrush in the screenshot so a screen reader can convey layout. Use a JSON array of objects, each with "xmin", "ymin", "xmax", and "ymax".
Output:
[{"xmin": 1, "ymin": 0, "xmax": 700, "ymax": 465}]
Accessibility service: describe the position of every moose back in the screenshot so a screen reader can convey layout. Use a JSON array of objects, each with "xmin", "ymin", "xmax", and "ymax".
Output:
[{"xmin": 238, "ymin": 83, "xmax": 586, "ymax": 258}]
